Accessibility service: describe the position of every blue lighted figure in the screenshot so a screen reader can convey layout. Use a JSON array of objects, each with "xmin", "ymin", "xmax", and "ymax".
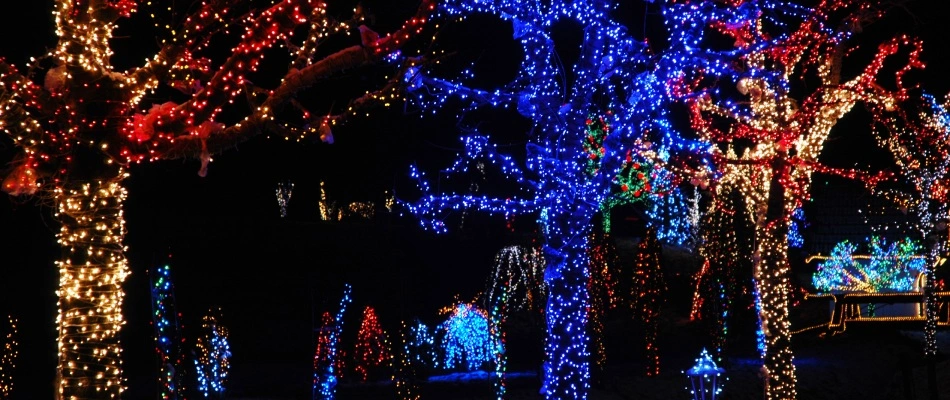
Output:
[{"xmin": 685, "ymin": 348, "xmax": 725, "ymax": 400}]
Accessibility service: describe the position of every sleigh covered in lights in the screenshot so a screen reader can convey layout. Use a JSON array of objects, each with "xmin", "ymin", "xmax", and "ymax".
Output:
[
  {"xmin": 804, "ymin": 238, "xmax": 950, "ymax": 333},
  {"xmin": 805, "ymin": 289, "xmax": 950, "ymax": 333}
]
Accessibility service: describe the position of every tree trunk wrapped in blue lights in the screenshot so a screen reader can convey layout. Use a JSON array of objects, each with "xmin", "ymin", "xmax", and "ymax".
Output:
[{"xmin": 540, "ymin": 223, "xmax": 594, "ymax": 398}]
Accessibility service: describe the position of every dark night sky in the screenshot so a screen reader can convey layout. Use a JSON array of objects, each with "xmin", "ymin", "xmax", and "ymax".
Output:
[{"xmin": 0, "ymin": 1, "xmax": 949, "ymax": 399}]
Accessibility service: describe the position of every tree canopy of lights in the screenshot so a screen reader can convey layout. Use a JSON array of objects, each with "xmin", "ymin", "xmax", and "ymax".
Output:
[
  {"xmin": 438, "ymin": 303, "xmax": 499, "ymax": 372},
  {"xmin": 0, "ymin": 316, "xmax": 16, "ymax": 398},
  {"xmin": 676, "ymin": 0, "xmax": 923, "ymax": 396},
  {"xmin": 194, "ymin": 308, "xmax": 230, "ymax": 399},
  {"xmin": 813, "ymin": 237, "xmax": 928, "ymax": 293},
  {"xmin": 353, "ymin": 306, "xmax": 392, "ymax": 383},
  {"xmin": 395, "ymin": 0, "xmax": 758, "ymax": 395},
  {"xmin": 869, "ymin": 92, "xmax": 950, "ymax": 357},
  {"xmin": 149, "ymin": 264, "xmax": 186, "ymax": 400},
  {"xmin": 0, "ymin": 1, "xmax": 435, "ymax": 397},
  {"xmin": 314, "ymin": 283, "xmax": 352, "ymax": 400}
]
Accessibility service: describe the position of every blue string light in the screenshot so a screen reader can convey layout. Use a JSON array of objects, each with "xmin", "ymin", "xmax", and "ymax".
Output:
[{"xmin": 314, "ymin": 283, "xmax": 352, "ymax": 400}]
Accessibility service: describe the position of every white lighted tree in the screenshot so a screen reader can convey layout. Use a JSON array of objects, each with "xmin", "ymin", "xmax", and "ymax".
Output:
[
  {"xmin": 870, "ymin": 92, "xmax": 950, "ymax": 357},
  {"xmin": 682, "ymin": 1, "xmax": 922, "ymax": 397},
  {"xmin": 0, "ymin": 1, "xmax": 435, "ymax": 398}
]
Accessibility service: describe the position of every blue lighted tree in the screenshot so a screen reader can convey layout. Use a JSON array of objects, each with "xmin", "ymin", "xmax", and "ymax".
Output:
[{"xmin": 398, "ymin": 0, "xmax": 778, "ymax": 397}]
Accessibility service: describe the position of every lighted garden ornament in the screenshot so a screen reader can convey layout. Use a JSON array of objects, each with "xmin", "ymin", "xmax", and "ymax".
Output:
[{"xmin": 684, "ymin": 348, "xmax": 725, "ymax": 400}]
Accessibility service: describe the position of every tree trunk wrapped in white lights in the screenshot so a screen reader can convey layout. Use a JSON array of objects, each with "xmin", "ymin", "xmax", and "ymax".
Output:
[{"xmin": 54, "ymin": 171, "xmax": 129, "ymax": 399}]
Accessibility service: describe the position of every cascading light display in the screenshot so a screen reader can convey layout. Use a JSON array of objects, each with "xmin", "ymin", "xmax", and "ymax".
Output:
[
  {"xmin": 194, "ymin": 308, "xmax": 230, "ymax": 398},
  {"xmin": 484, "ymin": 245, "xmax": 547, "ymax": 313},
  {"xmin": 587, "ymin": 230, "xmax": 620, "ymax": 380},
  {"xmin": 630, "ymin": 227, "xmax": 666, "ymax": 376},
  {"xmin": 438, "ymin": 303, "xmax": 499, "ymax": 372}
]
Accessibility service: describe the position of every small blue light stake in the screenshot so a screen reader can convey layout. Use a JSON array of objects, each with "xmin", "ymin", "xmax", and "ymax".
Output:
[{"xmin": 685, "ymin": 348, "xmax": 725, "ymax": 400}]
